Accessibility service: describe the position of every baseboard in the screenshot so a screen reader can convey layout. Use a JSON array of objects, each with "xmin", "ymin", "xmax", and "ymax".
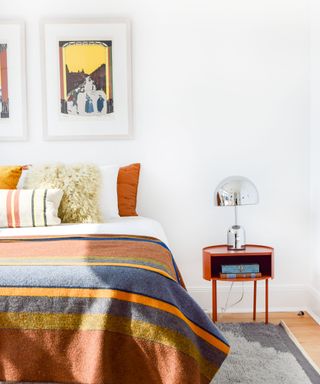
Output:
[
  {"xmin": 187, "ymin": 283, "xmax": 308, "ymax": 314},
  {"xmin": 307, "ymin": 308, "xmax": 320, "ymax": 325},
  {"xmin": 187, "ymin": 283, "xmax": 320, "ymax": 325},
  {"xmin": 307, "ymin": 285, "xmax": 320, "ymax": 324}
]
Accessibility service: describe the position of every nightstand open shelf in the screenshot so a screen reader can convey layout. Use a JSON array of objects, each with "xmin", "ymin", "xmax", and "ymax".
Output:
[{"xmin": 203, "ymin": 244, "xmax": 274, "ymax": 324}]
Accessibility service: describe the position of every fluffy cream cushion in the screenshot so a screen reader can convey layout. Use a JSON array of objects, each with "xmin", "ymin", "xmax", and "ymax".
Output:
[{"xmin": 23, "ymin": 164, "xmax": 102, "ymax": 223}]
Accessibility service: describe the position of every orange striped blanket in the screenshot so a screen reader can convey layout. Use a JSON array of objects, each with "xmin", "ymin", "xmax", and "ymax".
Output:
[{"xmin": 0, "ymin": 234, "xmax": 229, "ymax": 384}]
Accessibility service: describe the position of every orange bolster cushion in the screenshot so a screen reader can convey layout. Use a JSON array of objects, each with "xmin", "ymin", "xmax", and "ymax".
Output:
[
  {"xmin": 0, "ymin": 166, "xmax": 23, "ymax": 189},
  {"xmin": 117, "ymin": 163, "xmax": 140, "ymax": 217}
]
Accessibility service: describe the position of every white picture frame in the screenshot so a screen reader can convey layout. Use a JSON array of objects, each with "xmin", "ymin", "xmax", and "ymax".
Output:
[
  {"xmin": 0, "ymin": 20, "xmax": 27, "ymax": 141},
  {"xmin": 41, "ymin": 18, "xmax": 132, "ymax": 140}
]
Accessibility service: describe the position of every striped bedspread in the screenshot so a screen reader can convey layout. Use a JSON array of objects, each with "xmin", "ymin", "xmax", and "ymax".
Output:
[{"xmin": 0, "ymin": 234, "xmax": 229, "ymax": 384}]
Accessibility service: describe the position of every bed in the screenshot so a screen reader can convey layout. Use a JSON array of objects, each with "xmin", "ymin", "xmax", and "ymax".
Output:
[{"xmin": 0, "ymin": 217, "xmax": 229, "ymax": 384}]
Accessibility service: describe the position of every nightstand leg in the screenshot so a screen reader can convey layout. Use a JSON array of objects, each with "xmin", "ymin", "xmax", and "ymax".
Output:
[
  {"xmin": 212, "ymin": 280, "xmax": 217, "ymax": 322},
  {"xmin": 265, "ymin": 279, "xmax": 269, "ymax": 324},
  {"xmin": 253, "ymin": 280, "xmax": 257, "ymax": 321}
]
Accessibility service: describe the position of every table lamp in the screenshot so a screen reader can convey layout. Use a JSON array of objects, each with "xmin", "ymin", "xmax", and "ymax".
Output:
[{"xmin": 214, "ymin": 176, "xmax": 259, "ymax": 250}]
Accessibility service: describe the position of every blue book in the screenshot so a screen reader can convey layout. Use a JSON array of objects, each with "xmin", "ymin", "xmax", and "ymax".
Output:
[{"xmin": 221, "ymin": 264, "xmax": 260, "ymax": 274}]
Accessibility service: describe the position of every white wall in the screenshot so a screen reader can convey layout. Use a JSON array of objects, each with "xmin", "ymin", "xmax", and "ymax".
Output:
[
  {"xmin": 309, "ymin": 0, "xmax": 320, "ymax": 321},
  {"xmin": 0, "ymin": 0, "xmax": 311, "ymax": 312}
]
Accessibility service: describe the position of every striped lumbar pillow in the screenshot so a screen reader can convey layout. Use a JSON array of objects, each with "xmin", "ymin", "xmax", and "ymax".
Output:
[{"xmin": 0, "ymin": 189, "xmax": 63, "ymax": 228}]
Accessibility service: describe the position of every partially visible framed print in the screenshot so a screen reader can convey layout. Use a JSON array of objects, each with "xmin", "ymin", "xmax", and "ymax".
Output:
[
  {"xmin": 0, "ymin": 21, "xmax": 27, "ymax": 141},
  {"xmin": 41, "ymin": 19, "xmax": 132, "ymax": 140}
]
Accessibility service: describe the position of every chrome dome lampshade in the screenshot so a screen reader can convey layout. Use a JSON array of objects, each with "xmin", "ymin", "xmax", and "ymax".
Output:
[{"xmin": 214, "ymin": 176, "xmax": 259, "ymax": 250}]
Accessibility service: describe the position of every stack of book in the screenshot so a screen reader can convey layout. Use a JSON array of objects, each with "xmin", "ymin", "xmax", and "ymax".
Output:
[{"xmin": 220, "ymin": 263, "xmax": 261, "ymax": 279}]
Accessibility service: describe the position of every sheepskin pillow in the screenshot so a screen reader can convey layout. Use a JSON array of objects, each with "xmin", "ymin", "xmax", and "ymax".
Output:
[{"xmin": 23, "ymin": 164, "xmax": 102, "ymax": 223}]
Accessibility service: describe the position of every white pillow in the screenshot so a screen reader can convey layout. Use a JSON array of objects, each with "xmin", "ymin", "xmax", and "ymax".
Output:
[
  {"xmin": 99, "ymin": 165, "xmax": 120, "ymax": 219},
  {"xmin": 0, "ymin": 188, "xmax": 63, "ymax": 228},
  {"xmin": 17, "ymin": 166, "xmax": 32, "ymax": 189}
]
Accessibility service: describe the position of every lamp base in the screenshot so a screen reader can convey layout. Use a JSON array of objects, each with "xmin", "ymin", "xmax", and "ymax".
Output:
[{"xmin": 227, "ymin": 225, "xmax": 246, "ymax": 250}]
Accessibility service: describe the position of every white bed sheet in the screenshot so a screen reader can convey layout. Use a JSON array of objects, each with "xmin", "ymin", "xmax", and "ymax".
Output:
[{"xmin": 0, "ymin": 217, "xmax": 169, "ymax": 246}]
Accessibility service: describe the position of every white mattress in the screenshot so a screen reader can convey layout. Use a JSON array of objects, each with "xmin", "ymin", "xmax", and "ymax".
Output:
[{"xmin": 0, "ymin": 217, "xmax": 169, "ymax": 246}]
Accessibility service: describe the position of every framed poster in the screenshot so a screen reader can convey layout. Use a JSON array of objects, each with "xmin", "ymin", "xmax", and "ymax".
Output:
[
  {"xmin": 0, "ymin": 21, "xmax": 27, "ymax": 141},
  {"xmin": 41, "ymin": 19, "xmax": 132, "ymax": 140}
]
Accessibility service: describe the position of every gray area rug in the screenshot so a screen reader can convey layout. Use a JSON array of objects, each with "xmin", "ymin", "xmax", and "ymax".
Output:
[{"xmin": 212, "ymin": 322, "xmax": 320, "ymax": 384}]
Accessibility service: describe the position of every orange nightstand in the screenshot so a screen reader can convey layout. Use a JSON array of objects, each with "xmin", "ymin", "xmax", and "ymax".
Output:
[{"xmin": 202, "ymin": 244, "xmax": 274, "ymax": 324}]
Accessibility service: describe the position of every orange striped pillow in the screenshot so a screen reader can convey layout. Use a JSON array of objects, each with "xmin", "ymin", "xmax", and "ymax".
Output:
[{"xmin": 0, "ymin": 189, "xmax": 63, "ymax": 228}]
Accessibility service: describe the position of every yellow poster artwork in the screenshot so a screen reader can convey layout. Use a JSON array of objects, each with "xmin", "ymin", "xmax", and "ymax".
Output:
[{"xmin": 59, "ymin": 40, "xmax": 113, "ymax": 116}]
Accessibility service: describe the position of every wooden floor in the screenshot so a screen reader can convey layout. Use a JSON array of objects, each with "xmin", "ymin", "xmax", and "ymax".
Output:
[{"xmin": 217, "ymin": 312, "xmax": 320, "ymax": 369}]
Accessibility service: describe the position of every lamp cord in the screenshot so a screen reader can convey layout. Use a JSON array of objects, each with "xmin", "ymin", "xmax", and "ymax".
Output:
[{"xmin": 220, "ymin": 282, "xmax": 244, "ymax": 313}]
